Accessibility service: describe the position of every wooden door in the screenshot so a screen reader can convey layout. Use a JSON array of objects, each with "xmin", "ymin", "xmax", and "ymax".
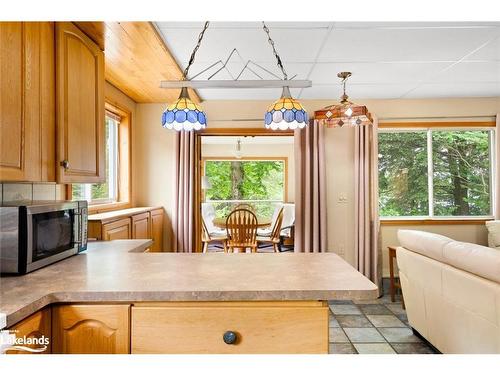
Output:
[
  {"xmin": 56, "ymin": 22, "xmax": 105, "ymax": 183},
  {"xmin": 0, "ymin": 22, "xmax": 55, "ymax": 182},
  {"xmin": 150, "ymin": 209, "xmax": 164, "ymax": 252},
  {"xmin": 6, "ymin": 308, "xmax": 51, "ymax": 354},
  {"xmin": 102, "ymin": 218, "xmax": 131, "ymax": 240},
  {"xmin": 132, "ymin": 212, "xmax": 150, "ymax": 239},
  {"xmin": 52, "ymin": 304, "xmax": 130, "ymax": 354}
]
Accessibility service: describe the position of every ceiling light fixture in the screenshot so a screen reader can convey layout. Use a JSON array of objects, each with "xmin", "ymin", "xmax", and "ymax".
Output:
[
  {"xmin": 262, "ymin": 22, "xmax": 308, "ymax": 131},
  {"xmin": 162, "ymin": 22, "xmax": 209, "ymax": 131},
  {"xmin": 314, "ymin": 72, "xmax": 373, "ymax": 127}
]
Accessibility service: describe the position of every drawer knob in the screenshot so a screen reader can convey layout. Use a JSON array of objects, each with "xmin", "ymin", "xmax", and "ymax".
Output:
[
  {"xmin": 223, "ymin": 331, "xmax": 238, "ymax": 345},
  {"xmin": 60, "ymin": 160, "xmax": 70, "ymax": 169}
]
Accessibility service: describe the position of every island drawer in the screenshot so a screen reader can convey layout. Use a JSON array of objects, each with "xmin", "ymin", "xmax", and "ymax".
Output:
[{"xmin": 131, "ymin": 301, "xmax": 328, "ymax": 354}]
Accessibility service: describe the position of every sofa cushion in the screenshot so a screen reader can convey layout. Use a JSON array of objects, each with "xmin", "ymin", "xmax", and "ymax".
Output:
[
  {"xmin": 443, "ymin": 241, "xmax": 500, "ymax": 284},
  {"xmin": 397, "ymin": 229, "xmax": 453, "ymax": 262},
  {"xmin": 485, "ymin": 220, "xmax": 500, "ymax": 249}
]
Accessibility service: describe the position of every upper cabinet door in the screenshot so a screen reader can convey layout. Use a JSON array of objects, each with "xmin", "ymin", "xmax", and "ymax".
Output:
[
  {"xmin": 56, "ymin": 22, "xmax": 105, "ymax": 183},
  {"xmin": 0, "ymin": 22, "xmax": 55, "ymax": 182}
]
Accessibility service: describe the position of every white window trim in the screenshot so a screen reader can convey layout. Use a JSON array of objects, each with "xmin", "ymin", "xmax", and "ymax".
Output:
[{"xmin": 379, "ymin": 126, "xmax": 496, "ymax": 220}]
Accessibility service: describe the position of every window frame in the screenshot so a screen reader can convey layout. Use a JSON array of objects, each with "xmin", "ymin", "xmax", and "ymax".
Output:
[
  {"xmin": 201, "ymin": 156, "xmax": 289, "ymax": 204},
  {"xmin": 68, "ymin": 101, "xmax": 132, "ymax": 214},
  {"xmin": 378, "ymin": 121, "xmax": 496, "ymax": 224}
]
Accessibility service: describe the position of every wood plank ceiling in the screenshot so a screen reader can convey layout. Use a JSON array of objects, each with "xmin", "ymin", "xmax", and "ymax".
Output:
[{"xmin": 74, "ymin": 22, "xmax": 200, "ymax": 103}]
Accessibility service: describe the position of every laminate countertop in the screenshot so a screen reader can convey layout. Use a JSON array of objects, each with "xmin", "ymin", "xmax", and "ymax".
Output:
[{"xmin": 0, "ymin": 240, "xmax": 378, "ymax": 328}]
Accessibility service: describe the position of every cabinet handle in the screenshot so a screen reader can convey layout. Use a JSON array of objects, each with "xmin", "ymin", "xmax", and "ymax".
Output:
[
  {"xmin": 222, "ymin": 331, "xmax": 238, "ymax": 345},
  {"xmin": 60, "ymin": 160, "xmax": 70, "ymax": 169}
]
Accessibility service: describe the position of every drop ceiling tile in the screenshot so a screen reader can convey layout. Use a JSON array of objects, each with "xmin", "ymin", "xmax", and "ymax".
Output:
[
  {"xmin": 198, "ymin": 87, "xmax": 301, "ymax": 100},
  {"xmin": 158, "ymin": 23, "xmax": 327, "ymax": 65},
  {"xmin": 464, "ymin": 36, "xmax": 500, "ymax": 61},
  {"xmin": 433, "ymin": 61, "xmax": 500, "ymax": 83},
  {"xmin": 403, "ymin": 82, "xmax": 500, "ymax": 98},
  {"xmin": 318, "ymin": 27, "xmax": 500, "ymax": 62},
  {"xmin": 299, "ymin": 84, "xmax": 412, "ymax": 99},
  {"xmin": 334, "ymin": 22, "xmax": 500, "ymax": 29},
  {"xmin": 189, "ymin": 62, "xmax": 313, "ymax": 81},
  {"xmin": 308, "ymin": 62, "xmax": 449, "ymax": 85}
]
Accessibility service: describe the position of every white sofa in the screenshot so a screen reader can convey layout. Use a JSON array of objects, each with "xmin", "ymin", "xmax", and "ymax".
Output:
[
  {"xmin": 486, "ymin": 220, "xmax": 500, "ymax": 250},
  {"xmin": 397, "ymin": 230, "xmax": 500, "ymax": 353}
]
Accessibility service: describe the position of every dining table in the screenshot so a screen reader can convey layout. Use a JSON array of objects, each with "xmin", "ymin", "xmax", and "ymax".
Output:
[{"xmin": 212, "ymin": 216, "xmax": 272, "ymax": 229}]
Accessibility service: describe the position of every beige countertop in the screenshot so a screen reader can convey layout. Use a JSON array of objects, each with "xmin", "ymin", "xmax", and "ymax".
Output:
[
  {"xmin": 88, "ymin": 207, "xmax": 161, "ymax": 222},
  {"xmin": 0, "ymin": 240, "xmax": 378, "ymax": 328}
]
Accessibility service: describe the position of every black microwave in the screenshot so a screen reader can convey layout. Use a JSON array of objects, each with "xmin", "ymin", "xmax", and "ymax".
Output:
[{"xmin": 0, "ymin": 200, "xmax": 88, "ymax": 274}]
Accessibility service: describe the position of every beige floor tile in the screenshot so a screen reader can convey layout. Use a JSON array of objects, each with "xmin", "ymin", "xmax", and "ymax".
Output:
[
  {"xmin": 354, "ymin": 343, "xmax": 396, "ymax": 354},
  {"xmin": 366, "ymin": 315, "xmax": 407, "ymax": 328},
  {"xmin": 329, "ymin": 328, "xmax": 349, "ymax": 343},
  {"xmin": 343, "ymin": 328, "xmax": 385, "ymax": 343}
]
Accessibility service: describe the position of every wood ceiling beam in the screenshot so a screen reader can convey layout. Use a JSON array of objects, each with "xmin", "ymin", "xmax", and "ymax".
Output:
[{"xmin": 74, "ymin": 21, "xmax": 200, "ymax": 103}]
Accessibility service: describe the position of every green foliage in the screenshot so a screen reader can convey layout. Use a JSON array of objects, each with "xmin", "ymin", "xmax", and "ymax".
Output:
[
  {"xmin": 379, "ymin": 130, "xmax": 491, "ymax": 217},
  {"xmin": 205, "ymin": 160, "xmax": 284, "ymax": 218}
]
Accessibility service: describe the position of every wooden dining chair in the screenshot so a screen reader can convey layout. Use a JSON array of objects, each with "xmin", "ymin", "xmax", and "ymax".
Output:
[
  {"xmin": 234, "ymin": 203, "xmax": 254, "ymax": 212},
  {"xmin": 225, "ymin": 209, "xmax": 258, "ymax": 253},
  {"xmin": 202, "ymin": 218, "xmax": 227, "ymax": 253},
  {"xmin": 257, "ymin": 207, "xmax": 284, "ymax": 252}
]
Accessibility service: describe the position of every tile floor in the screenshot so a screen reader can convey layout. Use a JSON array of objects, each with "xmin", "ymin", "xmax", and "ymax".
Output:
[{"xmin": 328, "ymin": 294, "xmax": 438, "ymax": 354}]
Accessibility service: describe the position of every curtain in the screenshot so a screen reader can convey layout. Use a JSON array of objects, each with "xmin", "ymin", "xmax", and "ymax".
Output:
[
  {"xmin": 294, "ymin": 120, "xmax": 327, "ymax": 253},
  {"xmin": 354, "ymin": 115, "xmax": 382, "ymax": 292},
  {"xmin": 173, "ymin": 131, "xmax": 197, "ymax": 252},
  {"xmin": 496, "ymin": 114, "xmax": 500, "ymax": 219}
]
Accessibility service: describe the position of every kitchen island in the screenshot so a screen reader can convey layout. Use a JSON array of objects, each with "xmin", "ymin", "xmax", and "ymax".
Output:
[{"xmin": 1, "ymin": 240, "xmax": 378, "ymax": 354}]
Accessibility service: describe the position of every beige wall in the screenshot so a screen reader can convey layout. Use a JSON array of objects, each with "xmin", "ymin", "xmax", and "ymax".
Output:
[
  {"xmin": 201, "ymin": 141, "xmax": 295, "ymax": 201},
  {"xmin": 134, "ymin": 97, "xmax": 500, "ymax": 259}
]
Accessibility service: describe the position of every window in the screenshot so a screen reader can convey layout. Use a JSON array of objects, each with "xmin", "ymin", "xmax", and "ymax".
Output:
[
  {"xmin": 71, "ymin": 103, "xmax": 131, "ymax": 209},
  {"xmin": 379, "ymin": 127, "xmax": 495, "ymax": 218},
  {"xmin": 203, "ymin": 158, "xmax": 287, "ymax": 218}
]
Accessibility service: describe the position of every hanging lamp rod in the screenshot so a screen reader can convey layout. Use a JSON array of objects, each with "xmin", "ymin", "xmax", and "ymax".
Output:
[{"xmin": 160, "ymin": 80, "xmax": 312, "ymax": 89}]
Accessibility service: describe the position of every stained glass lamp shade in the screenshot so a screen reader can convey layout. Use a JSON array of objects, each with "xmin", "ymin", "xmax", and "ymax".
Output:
[
  {"xmin": 162, "ymin": 87, "xmax": 207, "ymax": 131},
  {"xmin": 264, "ymin": 87, "xmax": 308, "ymax": 130}
]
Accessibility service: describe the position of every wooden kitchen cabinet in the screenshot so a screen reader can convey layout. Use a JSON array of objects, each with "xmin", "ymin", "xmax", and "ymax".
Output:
[
  {"xmin": 56, "ymin": 22, "xmax": 105, "ymax": 184},
  {"xmin": 102, "ymin": 218, "xmax": 132, "ymax": 240},
  {"xmin": 52, "ymin": 304, "xmax": 130, "ymax": 354},
  {"xmin": 150, "ymin": 208, "xmax": 164, "ymax": 252},
  {"xmin": 131, "ymin": 212, "xmax": 150, "ymax": 239},
  {"xmin": 0, "ymin": 22, "xmax": 55, "ymax": 182},
  {"xmin": 88, "ymin": 207, "xmax": 163, "ymax": 250},
  {"xmin": 131, "ymin": 301, "xmax": 328, "ymax": 354},
  {"xmin": 6, "ymin": 308, "xmax": 51, "ymax": 354}
]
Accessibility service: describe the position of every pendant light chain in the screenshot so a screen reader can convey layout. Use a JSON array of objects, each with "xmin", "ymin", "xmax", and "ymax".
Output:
[
  {"xmin": 262, "ymin": 22, "xmax": 288, "ymax": 80},
  {"xmin": 182, "ymin": 21, "xmax": 210, "ymax": 80}
]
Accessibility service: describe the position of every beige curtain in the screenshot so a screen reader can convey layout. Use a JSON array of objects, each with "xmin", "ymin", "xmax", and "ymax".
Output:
[
  {"xmin": 294, "ymin": 120, "xmax": 327, "ymax": 253},
  {"xmin": 173, "ymin": 131, "xmax": 197, "ymax": 252},
  {"xmin": 354, "ymin": 115, "xmax": 382, "ymax": 292},
  {"xmin": 496, "ymin": 114, "xmax": 500, "ymax": 219}
]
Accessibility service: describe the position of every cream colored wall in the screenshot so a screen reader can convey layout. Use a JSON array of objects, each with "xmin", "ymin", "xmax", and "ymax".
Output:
[
  {"xmin": 135, "ymin": 97, "xmax": 500, "ymax": 256},
  {"xmin": 201, "ymin": 142, "xmax": 295, "ymax": 201}
]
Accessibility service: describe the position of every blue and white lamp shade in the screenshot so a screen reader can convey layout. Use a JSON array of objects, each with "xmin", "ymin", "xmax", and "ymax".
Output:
[
  {"xmin": 264, "ymin": 88, "xmax": 308, "ymax": 130},
  {"xmin": 162, "ymin": 88, "xmax": 207, "ymax": 131}
]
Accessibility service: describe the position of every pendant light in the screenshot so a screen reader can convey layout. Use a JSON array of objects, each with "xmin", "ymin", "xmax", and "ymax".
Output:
[
  {"xmin": 262, "ymin": 22, "xmax": 308, "ymax": 130},
  {"xmin": 162, "ymin": 22, "xmax": 209, "ymax": 131},
  {"xmin": 314, "ymin": 72, "xmax": 373, "ymax": 127}
]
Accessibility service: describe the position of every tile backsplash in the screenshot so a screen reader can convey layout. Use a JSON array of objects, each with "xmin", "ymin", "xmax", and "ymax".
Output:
[{"xmin": 1, "ymin": 182, "xmax": 66, "ymax": 203}]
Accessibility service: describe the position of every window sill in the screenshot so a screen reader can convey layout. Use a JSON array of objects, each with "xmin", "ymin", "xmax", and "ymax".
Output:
[
  {"xmin": 380, "ymin": 218, "xmax": 493, "ymax": 226},
  {"xmin": 88, "ymin": 202, "xmax": 131, "ymax": 215}
]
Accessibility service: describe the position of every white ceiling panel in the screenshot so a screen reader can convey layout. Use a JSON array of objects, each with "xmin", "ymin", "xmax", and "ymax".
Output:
[
  {"xmin": 464, "ymin": 36, "xmax": 500, "ymax": 61},
  {"xmin": 404, "ymin": 82, "xmax": 500, "ymax": 98},
  {"xmin": 157, "ymin": 22, "xmax": 328, "ymax": 65},
  {"xmin": 318, "ymin": 26, "xmax": 500, "ymax": 62},
  {"xmin": 308, "ymin": 62, "xmax": 449, "ymax": 85},
  {"xmin": 197, "ymin": 87, "xmax": 302, "ymax": 100},
  {"xmin": 155, "ymin": 22, "xmax": 500, "ymax": 100},
  {"xmin": 433, "ymin": 61, "xmax": 500, "ymax": 83},
  {"xmin": 299, "ymin": 84, "xmax": 413, "ymax": 100}
]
